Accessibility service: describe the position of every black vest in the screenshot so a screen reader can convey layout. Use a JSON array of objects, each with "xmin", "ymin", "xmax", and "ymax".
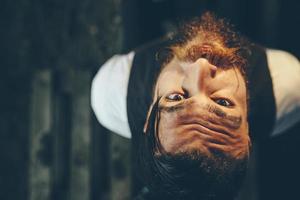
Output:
[{"xmin": 127, "ymin": 39, "xmax": 276, "ymax": 198}]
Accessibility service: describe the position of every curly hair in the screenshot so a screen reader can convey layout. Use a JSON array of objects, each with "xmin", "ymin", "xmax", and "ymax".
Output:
[
  {"xmin": 158, "ymin": 12, "xmax": 250, "ymax": 81},
  {"xmin": 154, "ymin": 12, "xmax": 251, "ymax": 117}
]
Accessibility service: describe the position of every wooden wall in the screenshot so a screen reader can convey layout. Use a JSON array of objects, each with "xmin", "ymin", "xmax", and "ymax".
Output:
[
  {"xmin": 1, "ymin": 0, "xmax": 299, "ymax": 200},
  {"xmin": 0, "ymin": 0, "xmax": 132, "ymax": 199},
  {"xmin": 26, "ymin": 68, "xmax": 131, "ymax": 200}
]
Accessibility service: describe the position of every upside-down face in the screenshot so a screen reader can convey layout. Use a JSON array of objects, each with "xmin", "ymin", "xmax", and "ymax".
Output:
[
  {"xmin": 154, "ymin": 57, "xmax": 250, "ymax": 160},
  {"xmin": 141, "ymin": 13, "xmax": 252, "ymax": 199}
]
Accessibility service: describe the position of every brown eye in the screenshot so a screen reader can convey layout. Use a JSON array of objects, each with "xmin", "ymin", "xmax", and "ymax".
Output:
[
  {"xmin": 166, "ymin": 93, "xmax": 185, "ymax": 101},
  {"xmin": 214, "ymin": 98, "xmax": 234, "ymax": 107}
]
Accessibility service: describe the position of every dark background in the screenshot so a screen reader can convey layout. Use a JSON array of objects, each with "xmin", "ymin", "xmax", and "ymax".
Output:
[{"xmin": 0, "ymin": 0, "xmax": 299, "ymax": 200}]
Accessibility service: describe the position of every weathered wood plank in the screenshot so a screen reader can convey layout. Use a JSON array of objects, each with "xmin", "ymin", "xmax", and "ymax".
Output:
[
  {"xmin": 110, "ymin": 133, "xmax": 131, "ymax": 200},
  {"xmin": 261, "ymin": 0, "xmax": 279, "ymax": 45},
  {"xmin": 69, "ymin": 69, "xmax": 92, "ymax": 200},
  {"xmin": 90, "ymin": 115, "xmax": 111, "ymax": 200},
  {"xmin": 51, "ymin": 71, "xmax": 72, "ymax": 200},
  {"xmin": 28, "ymin": 70, "xmax": 52, "ymax": 200}
]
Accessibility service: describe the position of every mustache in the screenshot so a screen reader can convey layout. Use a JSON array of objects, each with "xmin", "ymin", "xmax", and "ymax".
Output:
[{"xmin": 159, "ymin": 100, "xmax": 242, "ymax": 130}]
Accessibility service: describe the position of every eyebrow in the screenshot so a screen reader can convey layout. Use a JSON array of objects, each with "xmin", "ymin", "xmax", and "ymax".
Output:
[{"xmin": 159, "ymin": 100, "xmax": 242, "ymax": 130}]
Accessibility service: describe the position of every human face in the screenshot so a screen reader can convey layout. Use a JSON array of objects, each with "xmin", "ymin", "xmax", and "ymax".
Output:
[{"xmin": 151, "ymin": 57, "xmax": 250, "ymax": 159}]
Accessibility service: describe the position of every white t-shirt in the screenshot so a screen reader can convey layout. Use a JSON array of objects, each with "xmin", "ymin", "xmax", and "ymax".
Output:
[{"xmin": 91, "ymin": 49, "xmax": 300, "ymax": 138}]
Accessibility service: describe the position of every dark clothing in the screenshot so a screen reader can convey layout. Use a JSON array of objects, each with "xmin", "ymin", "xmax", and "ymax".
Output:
[{"xmin": 126, "ymin": 38, "xmax": 276, "ymax": 199}]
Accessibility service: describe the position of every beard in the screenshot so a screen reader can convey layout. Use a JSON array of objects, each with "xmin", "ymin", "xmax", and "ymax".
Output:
[{"xmin": 143, "ymin": 149, "xmax": 249, "ymax": 200}]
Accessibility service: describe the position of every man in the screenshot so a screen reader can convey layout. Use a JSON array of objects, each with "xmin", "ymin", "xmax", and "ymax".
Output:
[{"xmin": 91, "ymin": 13, "xmax": 300, "ymax": 199}]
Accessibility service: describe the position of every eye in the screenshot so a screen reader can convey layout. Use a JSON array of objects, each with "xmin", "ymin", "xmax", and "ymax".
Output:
[
  {"xmin": 165, "ymin": 93, "xmax": 185, "ymax": 102},
  {"xmin": 214, "ymin": 98, "xmax": 234, "ymax": 107}
]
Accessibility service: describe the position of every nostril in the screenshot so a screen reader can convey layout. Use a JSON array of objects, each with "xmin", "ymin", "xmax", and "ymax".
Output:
[
  {"xmin": 210, "ymin": 65, "xmax": 217, "ymax": 78},
  {"xmin": 196, "ymin": 58, "xmax": 217, "ymax": 75}
]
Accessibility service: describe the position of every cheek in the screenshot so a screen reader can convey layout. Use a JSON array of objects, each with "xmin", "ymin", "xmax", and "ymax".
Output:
[
  {"xmin": 233, "ymin": 122, "xmax": 251, "ymax": 158},
  {"xmin": 157, "ymin": 114, "xmax": 178, "ymax": 150},
  {"xmin": 157, "ymin": 113, "xmax": 195, "ymax": 153}
]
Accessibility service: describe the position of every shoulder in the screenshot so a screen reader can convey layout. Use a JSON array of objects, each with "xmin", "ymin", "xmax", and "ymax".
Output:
[
  {"xmin": 266, "ymin": 49, "xmax": 300, "ymax": 136},
  {"xmin": 91, "ymin": 52, "xmax": 135, "ymax": 138},
  {"xmin": 266, "ymin": 49, "xmax": 299, "ymax": 75}
]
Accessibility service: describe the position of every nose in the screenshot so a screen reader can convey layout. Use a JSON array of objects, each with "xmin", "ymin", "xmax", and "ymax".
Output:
[{"xmin": 182, "ymin": 58, "xmax": 217, "ymax": 95}]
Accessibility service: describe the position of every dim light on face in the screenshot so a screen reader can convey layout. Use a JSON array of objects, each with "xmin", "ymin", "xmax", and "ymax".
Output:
[{"xmin": 148, "ymin": 57, "xmax": 250, "ymax": 159}]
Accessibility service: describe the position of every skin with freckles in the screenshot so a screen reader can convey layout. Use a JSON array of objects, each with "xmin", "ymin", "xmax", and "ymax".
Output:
[{"xmin": 148, "ymin": 57, "xmax": 250, "ymax": 160}]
